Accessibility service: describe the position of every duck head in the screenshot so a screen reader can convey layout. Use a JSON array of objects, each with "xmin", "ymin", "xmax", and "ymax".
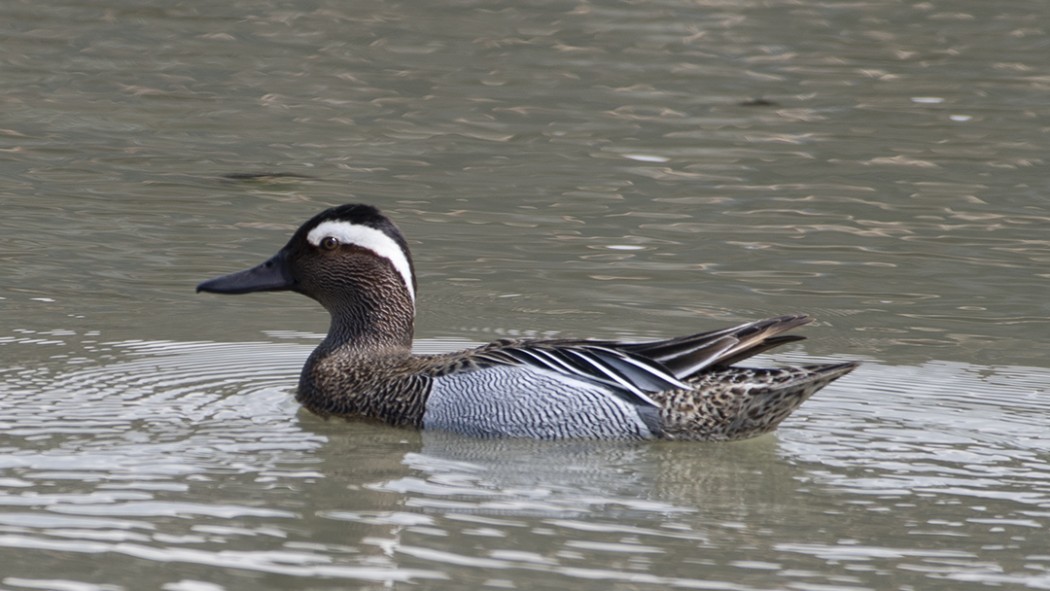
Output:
[{"xmin": 197, "ymin": 204, "xmax": 417, "ymax": 349}]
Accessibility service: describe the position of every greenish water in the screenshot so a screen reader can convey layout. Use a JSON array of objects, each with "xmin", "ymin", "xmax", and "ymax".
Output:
[{"xmin": 2, "ymin": 0, "xmax": 1049, "ymax": 589}]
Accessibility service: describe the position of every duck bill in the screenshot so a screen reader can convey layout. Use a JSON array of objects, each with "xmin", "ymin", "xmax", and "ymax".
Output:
[{"xmin": 196, "ymin": 251, "xmax": 295, "ymax": 294}]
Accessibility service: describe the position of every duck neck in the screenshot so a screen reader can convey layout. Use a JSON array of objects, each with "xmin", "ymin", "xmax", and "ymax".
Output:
[
  {"xmin": 297, "ymin": 297, "xmax": 416, "ymax": 419},
  {"xmin": 316, "ymin": 297, "xmax": 414, "ymax": 356}
]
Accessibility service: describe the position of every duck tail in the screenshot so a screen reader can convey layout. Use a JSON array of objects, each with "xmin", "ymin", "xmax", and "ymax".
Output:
[{"xmin": 659, "ymin": 361, "xmax": 859, "ymax": 441}]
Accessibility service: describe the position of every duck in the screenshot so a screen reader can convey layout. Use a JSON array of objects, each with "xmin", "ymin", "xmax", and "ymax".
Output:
[{"xmin": 197, "ymin": 204, "xmax": 858, "ymax": 440}]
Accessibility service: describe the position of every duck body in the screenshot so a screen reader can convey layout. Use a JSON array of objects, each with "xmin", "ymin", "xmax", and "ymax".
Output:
[{"xmin": 198, "ymin": 204, "xmax": 857, "ymax": 441}]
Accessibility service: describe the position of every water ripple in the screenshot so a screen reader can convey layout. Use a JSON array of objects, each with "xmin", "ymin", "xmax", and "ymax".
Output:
[{"xmin": 3, "ymin": 330, "xmax": 1050, "ymax": 589}]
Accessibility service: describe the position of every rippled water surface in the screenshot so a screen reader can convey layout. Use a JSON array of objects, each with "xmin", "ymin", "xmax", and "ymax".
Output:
[{"xmin": 3, "ymin": 0, "xmax": 1049, "ymax": 589}]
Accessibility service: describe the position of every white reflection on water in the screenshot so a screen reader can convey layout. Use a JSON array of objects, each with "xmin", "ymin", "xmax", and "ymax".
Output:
[
  {"xmin": 1, "ymin": 335, "xmax": 1049, "ymax": 590},
  {"xmin": 777, "ymin": 357, "xmax": 1050, "ymax": 501}
]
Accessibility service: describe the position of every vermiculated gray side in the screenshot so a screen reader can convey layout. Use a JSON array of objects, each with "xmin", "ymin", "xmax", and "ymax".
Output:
[{"xmin": 423, "ymin": 365, "xmax": 656, "ymax": 439}]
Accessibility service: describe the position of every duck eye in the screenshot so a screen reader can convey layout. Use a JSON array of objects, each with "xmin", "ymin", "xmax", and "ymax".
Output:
[{"xmin": 320, "ymin": 236, "xmax": 340, "ymax": 250}]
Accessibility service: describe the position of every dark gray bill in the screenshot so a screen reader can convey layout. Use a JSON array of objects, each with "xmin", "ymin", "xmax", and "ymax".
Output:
[{"xmin": 196, "ymin": 251, "xmax": 294, "ymax": 294}]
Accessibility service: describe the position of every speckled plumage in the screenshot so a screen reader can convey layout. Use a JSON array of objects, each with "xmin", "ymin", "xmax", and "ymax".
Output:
[{"xmin": 198, "ymin": 204, "xmax": 858, "ymax": 441}]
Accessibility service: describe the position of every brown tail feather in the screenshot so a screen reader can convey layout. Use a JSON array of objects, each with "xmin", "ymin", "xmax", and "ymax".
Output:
[{"xmin": 656, "ymin": 361, "xmax": 860, "ymax": 441}]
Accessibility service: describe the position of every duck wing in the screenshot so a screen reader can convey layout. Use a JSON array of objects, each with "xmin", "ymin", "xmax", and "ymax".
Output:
[
  {"xmin": 470, "ymin": 341, "xmax": 686, "ymax": 410},
  {"xmin": 464, "ymin": 314, "xmax": 812, "ymax": 406},
  {"xmin": 616, "ymin": 314, "xmax": 813, "ymax": 380}
]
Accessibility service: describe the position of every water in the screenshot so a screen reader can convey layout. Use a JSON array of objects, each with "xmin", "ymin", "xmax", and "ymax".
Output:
[{"xmin": 2, "ymin": 0, "xmax": 1049, "ymax": 589}]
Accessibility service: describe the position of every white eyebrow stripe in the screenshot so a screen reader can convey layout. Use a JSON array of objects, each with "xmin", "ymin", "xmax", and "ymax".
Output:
[{"xmin": 306, "ymin": 220, "xmax": 415, "ymax": 305}]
